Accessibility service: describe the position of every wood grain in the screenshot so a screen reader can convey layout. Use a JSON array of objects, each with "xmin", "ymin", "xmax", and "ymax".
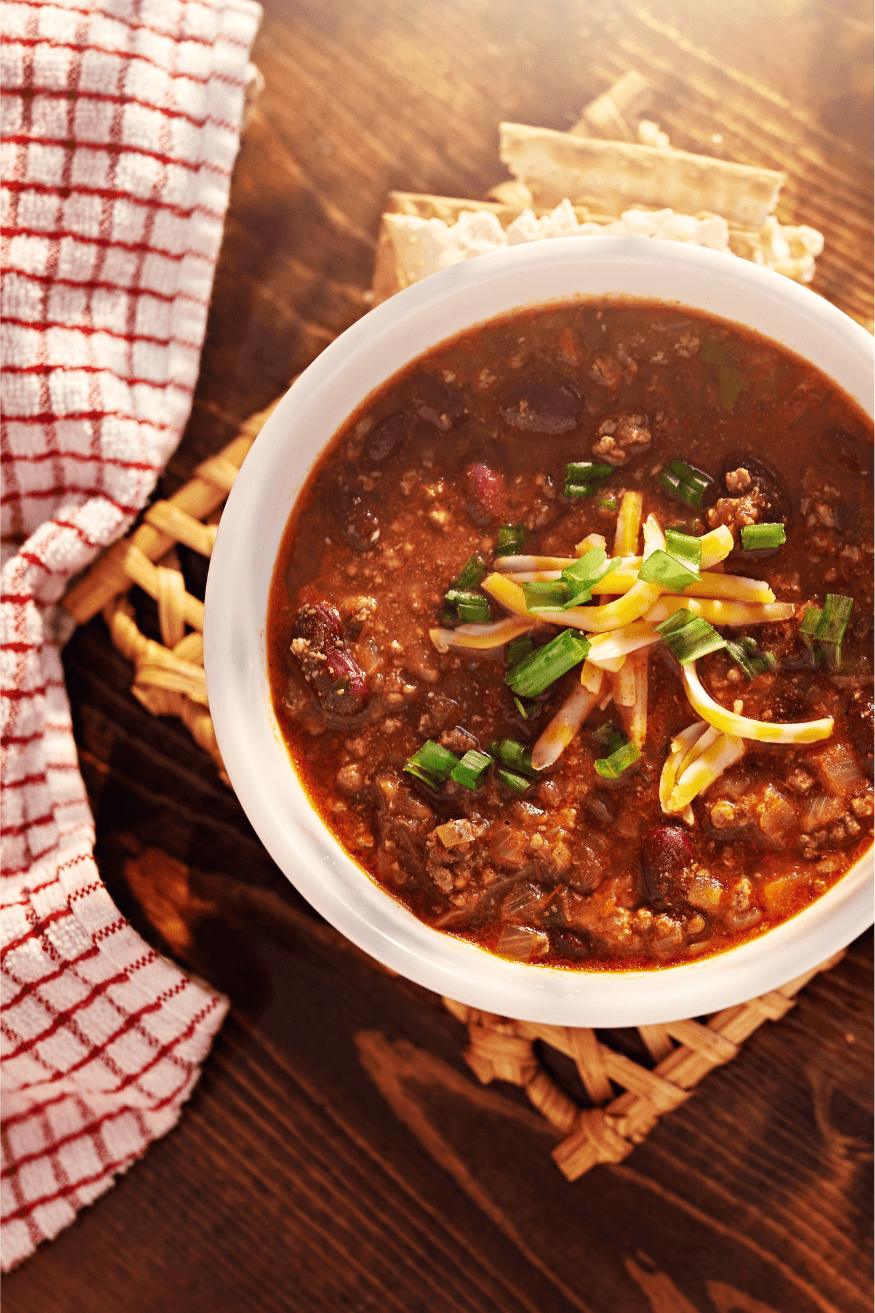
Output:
[{"xmin": 7, "ymin": 1, "xmax": 872, "ymax": 1309}]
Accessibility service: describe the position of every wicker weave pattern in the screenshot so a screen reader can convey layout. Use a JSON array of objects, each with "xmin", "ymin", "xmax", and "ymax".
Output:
[
  {"xmin": 443, "ymin": 948, "xmax": 844, "ymax": 1179},
  {"xmin": 62, "ymin": 404, "xmax": 279, "ymax": 782}
]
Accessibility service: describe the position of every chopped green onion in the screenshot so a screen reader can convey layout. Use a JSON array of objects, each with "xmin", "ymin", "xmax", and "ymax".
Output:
[
  {"xmin": 513, "ymin": 696, "xmax": 532, "ymax": 720},
  {"xmin": 666, "ymin": 520, "xmax": 699, "ymax": 536},
  {"xmin": 450, "ymin": 749, "xmax": 493, "ymax": 790},
  {"xmin": 595, "ymin": 741, "xmax": 642, "ymax": 779},
  {"xmin": 592, "ymin": 722, "xmax": 626, "ymax": 756},
  {"xmin": 597, "ymin": 495, "xmax": 619, "ymax": 510},
  {"xmin": 505, "ymin": 630, "xmax": 591, "ymax": 698},
  {"xmin": 564, "ymin": 461, "xmax": 613, "ymax": 498},
  {"xmin": 496, "ymin": 767, "xmax": 531, "ymax": 795},
  {"xmin": 490, "ymin": 739, "xmax": 539, "ymax": 778},
  {"xmin": 445, "ymin": 588, "xmax": 491, "ymax": 623},
  {"xmin": 521, "ymin": 580, "xmax": 571, "ymax": 611},
  {"xmin": 560, "ymin": 547, "xmax": 621, "ymax": 606},
  {"xmin": 656, "ymin": 609, "xmax": 727, "ymax": 665},
  {"xmin": 507, "ymin": 636, "xmax": 534, "ymax": 670},
  {"xmin": 798, "ymin": 605, "xmax": 822, "ymax": 661},
  {"xmin": 454, "ymin": 553, "xmax": 487, "ymax": 588},
  {"xmin": 638, "ymin": 548, "xmax": 701, "ymax": 592},
  {"xmin": 404, "ymin": 740, "xmax": 459, "ymax": 789},
  {"xmin": 659, "ymin": 459, "xmax": 715, "ymax": 508},
  {"xmin": 725, "ymin": 635, "xmax": 777, "ymax": 680},
  {"xmin": 664, "ymin": 528, "xmax": 703, "ymax": 572},
  {"xmin": 495, "ymin": 524, "xmax": 526, "ymax": 558},
  {"xmin": 740, "ymin": 522, "xmax": 786, "ymax": 551},
  {"xmin": 814, "ymin": 594, "xmax": 854, "ymax": 670}
]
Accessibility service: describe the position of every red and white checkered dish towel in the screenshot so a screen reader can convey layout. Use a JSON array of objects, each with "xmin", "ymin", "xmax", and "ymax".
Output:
[{"xmin": 1, "ymin": 0, "xmax": 261, "ymax": 1270}]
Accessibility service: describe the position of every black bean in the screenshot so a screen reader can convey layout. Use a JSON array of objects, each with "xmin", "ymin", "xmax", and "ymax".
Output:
[
  {"xmin": 497, "ymin": 376, "xmax": 580, "ymax": 433},
  {"xmin": 365, "ymin": 411, "xmax": 407, "ymax": 463},
  {"xmin": 409, "ymin": 372, "xmax": 467, "ymax": 430}
]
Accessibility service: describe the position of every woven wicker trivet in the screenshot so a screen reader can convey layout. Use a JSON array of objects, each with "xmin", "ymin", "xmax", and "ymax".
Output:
[
  {"xmin": 61, "ymin": 430, "xmax": 847, "ymax": 1179},
  {"xmin": 443, "ymin": 950, "xmax": 845, "ymax": 1178}
]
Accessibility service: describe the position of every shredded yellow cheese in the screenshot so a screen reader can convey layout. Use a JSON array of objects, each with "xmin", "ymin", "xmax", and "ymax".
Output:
[
  {"xmin": 682, "ymin": 660, "xmax": 834, "ymax": 743},
  {"xmin": 659, "ymin": 721, "xmax": 710, "ymax": 811},
  {"xmin": 614, "ymin": 490, "xmax": 643, "ymax": 556},
  {"xmin": 667, "ymin": 731, "xmax": 747, "ymax": 811},
  {"xmin": 429, "ymin": 616, "xmax": 533, "ymax": 653},
  {"xmin": 531, "ymin": 679, "xmax": 603, "ymax": 769},
  {"xmin": 645, "ymin": 596, "xmax": 795, "ymax": 627}
]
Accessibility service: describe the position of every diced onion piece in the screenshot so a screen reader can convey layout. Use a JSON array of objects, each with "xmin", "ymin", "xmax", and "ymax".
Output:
[
  {"xmin": 614, "ymin": 490, "xmax": 643, "ymax": 556},
  {"xmin": 494, "ymin": 555, "xmax": 576, "ymax": 573},
  {"xmin": 659, "ymin": 720, "xmax": 710, "ymax": 812},
  {"xmin": 481, "ymin": 572, "xmax": 531, "ymax": 617},
  {"xmin": 646, "ymin": 596, "xmax": 795, "ymax": 627},
  {"xmin": 682, "ymin": 660, "xmax": 834, "ymax": 743},
  {"xmin": 495, "ymin": 924, "xmax": 550, "ymax": 962},
  {"xmin": 586, "ymin": 622, "xmax": 663, "ymax": 667},
  {"xmin": 699, "ymin": 525, "xmax": 735, "ymax": 568},
  {"xmin": 531, "ymin": 681, "xmax": 602, "ymax": 769},
  {"xmin": 667, "ymin": 731, "xmax": 747, "ymax": 811},
  {"xmin": 580, "ymin": 658, "xmax": 605, "ymax": 694},
  {"xmin": 429, "ymin": 617, "xmax": 533, "ymax": 653}
]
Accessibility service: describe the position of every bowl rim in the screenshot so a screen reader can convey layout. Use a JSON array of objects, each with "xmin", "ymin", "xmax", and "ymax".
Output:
[{"xmin": 204, "ymin": 235, "xmax": 874, "ymax": 1027}]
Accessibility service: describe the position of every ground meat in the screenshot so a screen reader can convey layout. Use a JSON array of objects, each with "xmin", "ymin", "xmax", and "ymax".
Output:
[
  {"xmin": 707, "ymin": 473, "xmax": 772, "ymax": 536},
  {"xmin": 591, "ymin": 411, "xmax": 652, "ymax": 466}
]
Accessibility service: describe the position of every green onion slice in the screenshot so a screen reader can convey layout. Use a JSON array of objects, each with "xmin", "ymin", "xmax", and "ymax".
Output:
[
  {"xmin": 560, "ymin": 546, "xmax": 621, "ymax": 606},
  {"xmin": 450, "ymin": 749, "xmax": 493, "ymax": 790},
  {"xmin": 638, "ymin": 549, "xmax": 701, "ymax": 592},
  {"xmin": 592, "ymin": 722, "xmax": 627, "ymax": 757},
  {"xmin": 444, "ymin": 588, "xmax": 491, "ymax": 623},
  {"xmin": 404, "ymin": 740, "xmax": 459, "ymax": 789},
  {"xmin": 564, "ymin": 461, "xmax": 613, "ymax": 498},
  {"xmin": 490, "ymin": 738, "xmax": 539, "ymax": 778},
  {"xmin": 496, "ymin": 767, "xmax": 531, "ymax": 795},
  {"xmin": 814, "ymin": 594, "xmax": 854, "ymax": 670},
  {"xmin": 594, "ymin": 741, "xmax": 642, "ymax": 779},
  {"xmin": 656, "ymin": 609, "xmax": 727, "ymax": 665},
  {"xmin": 454, "ymin": 553, "xmax": 487, "ymax": 588},
  {"xmin": 495, "ymin": 524, "xmax": 526, "ymax": 558},
  {"xmin": 664, "ymin": 528, "xmax": 703, "ymax": 572},
  {"xmin": 507, "ymin": 636, "xmax": 534, "ymax": 671},
  {"xmin": 513, "ymin": 696, "xmax": 531, "ymax": 720},
  {"xmin": 798, "ymin": 605, "xmax": 822, "ymax": 661},
  {"xmin": 521, "ymin": 580, "xmax": 571, "ymax": 611},
  {"xmin": 506, "ymin": 630, "xmax": 591, "ymax": 698},
  {"xmin": 725, "ymin": 635, "xmax": 777, "ymax": 680},
  {"xmin": 740, "ymin": 522, "xmax": 786, "ymax": 551},
  {"xmin": 659, "ymin": 459, "xmax": 715, "ymax": 508}
]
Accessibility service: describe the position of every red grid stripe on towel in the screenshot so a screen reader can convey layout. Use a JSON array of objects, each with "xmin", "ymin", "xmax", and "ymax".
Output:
[{"xmin": 1, "ymin": 0, "xmax": 261, "ymax": 1271}]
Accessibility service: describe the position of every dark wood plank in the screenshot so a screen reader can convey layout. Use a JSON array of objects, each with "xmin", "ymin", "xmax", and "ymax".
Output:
[{"xmin": 7, "ymin": 0, "xmax": 872, "ymax": 1309}]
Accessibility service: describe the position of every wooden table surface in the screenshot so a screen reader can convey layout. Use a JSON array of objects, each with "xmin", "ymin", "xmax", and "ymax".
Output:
[{"xmin": 6, "ymin": 1, "xmax": 873, "ymax": 1310}]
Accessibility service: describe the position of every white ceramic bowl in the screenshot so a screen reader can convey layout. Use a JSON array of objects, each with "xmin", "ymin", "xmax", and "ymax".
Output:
[{"xmin": 204, "ymin": 236, "xmax": 873, "ymax": 1026}]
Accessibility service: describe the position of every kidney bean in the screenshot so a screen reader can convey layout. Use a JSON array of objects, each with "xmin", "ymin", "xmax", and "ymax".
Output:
[
  {"xmin": 464, "ymin": 462, "xmax": 506, "ymax": 520},
  {"xmin": 365, "ymin": 411, "xmax": 407, "ymax": 463},
  {"xmin": 292, "ymin": 603, "xmax": 369, "ymax": 716},
  {"xmin": 639, "ymin": 825, "xmax": 693, "ymax": 911}
]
